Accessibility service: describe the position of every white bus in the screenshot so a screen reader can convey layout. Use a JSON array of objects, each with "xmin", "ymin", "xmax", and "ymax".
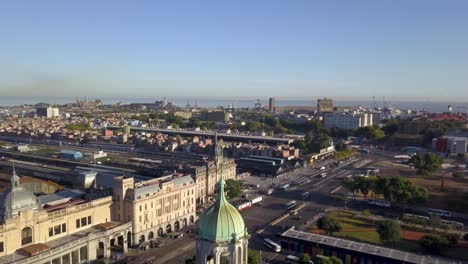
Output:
[
  {"xmin": 280, "ymin": 184, "xmax": 290, "ymax": 190},
  {"xmin": 428, "ymin": 208, "xmax": 452, "ymax": 217},
  {"xmin": 285, "ymin": 255, "xmax": 300, "ymax": 263},
  {"xmin": 285, "ymin": 200, "xmax": 297, "ymax": 210},
  {"xmin": 264, "ymin": 238, "xmax": 281, "ymax": 252},
  {"xmin": 403, "ymin": 213, "xmax": 429, "ymax": 221},
  {"xmin": 301, "ymin": 192, "xmax": 310, "ymax": 200},
  {"xmin": 441, "ymin": 219, "xmax": 464, "ymax": 230}
]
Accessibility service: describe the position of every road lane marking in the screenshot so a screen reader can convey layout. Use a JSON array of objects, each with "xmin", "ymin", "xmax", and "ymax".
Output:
[{"xmin": 330, "ymin": 186, "xmax": 342, "ymax": 194}]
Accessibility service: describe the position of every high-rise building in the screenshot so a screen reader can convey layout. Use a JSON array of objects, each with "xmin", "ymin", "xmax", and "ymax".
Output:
[
  {"xmin": 269, "ymin": 97, "xmax": 276, "ymax": 113},
  {"xmin": 36, "ymin": 107, "xmax": 59, "ymax": 118},
  {"xmin": 317, "ymin": 98, "xmax": 334, "ymax": 112},
  {"xmin": 323, "ymin": 112, "xmax": 373, "ymax": 130}
]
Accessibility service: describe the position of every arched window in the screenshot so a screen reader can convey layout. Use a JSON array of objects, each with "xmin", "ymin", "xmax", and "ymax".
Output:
[
  {"xmin": 21, "ymin": 227, "xmax": 33, "ymax": 245},
  {"xmin": 220, "ymin": 251, "xmax": 231, "ymax": 264}
]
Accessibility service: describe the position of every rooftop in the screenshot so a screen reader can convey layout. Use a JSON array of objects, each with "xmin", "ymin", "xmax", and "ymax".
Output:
[
  {"xmin": 0, "ymin": 221, "xmax": 129, "ymax": 264},
  {"xmin": 282, "ymin": 228, "xmax": 460, "ymax": 264}
]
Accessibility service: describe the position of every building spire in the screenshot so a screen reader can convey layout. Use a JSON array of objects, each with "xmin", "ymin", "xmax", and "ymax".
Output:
[
  {"xmin": 11, "ymin": 161, "xmax": 20, "ymax": 189},
  {"xmin": 214, "ymin": 133, "xmax": 224, "ymax": 183}
]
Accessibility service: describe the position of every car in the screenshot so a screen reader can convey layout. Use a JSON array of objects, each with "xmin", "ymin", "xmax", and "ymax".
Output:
[{"xmin": 289, "ymin": 210, "xmax": 298, "ymax": 216}]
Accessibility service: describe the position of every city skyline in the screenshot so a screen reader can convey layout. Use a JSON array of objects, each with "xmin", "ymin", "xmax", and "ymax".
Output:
[{"xmin": 1, "ymin": 1, "xmax": 468, "ymax": 100}]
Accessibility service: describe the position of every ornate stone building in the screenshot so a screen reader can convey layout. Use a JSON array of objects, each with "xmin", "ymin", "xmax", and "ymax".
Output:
[
  {"xmin": 186, "ymin": 136, "xmax": 237, "ymax": 205},
  {"xmin": 196, "ymin": 180, "xmax": 249, "ymax": 264},
  {"xmin": 0, "ymin": 168, "xmax": 131, "ymax": 264},
  {"xmin": 112, "ymin": 173, "xmax": 197, "ymax": 245}
]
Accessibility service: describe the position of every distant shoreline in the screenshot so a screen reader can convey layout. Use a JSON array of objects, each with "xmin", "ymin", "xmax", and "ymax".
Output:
[{"xmin": 0, "ymin": 96, "xmax": 466, "ymax": 113}]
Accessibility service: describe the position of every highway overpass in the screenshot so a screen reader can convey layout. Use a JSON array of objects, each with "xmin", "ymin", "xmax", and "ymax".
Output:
[{"xmin": 106, "ymin": 126, "xmax": 302, "ymax": 144}]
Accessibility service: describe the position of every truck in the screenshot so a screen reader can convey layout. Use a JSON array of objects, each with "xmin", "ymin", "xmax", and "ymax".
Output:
[
  {"xmin": 251, "ymin": 196, "xmax": 263, "ymax": 206},
  {"xmin": 266, "ymin": 188, "xmax": 274, "ymax": 195},
  {"xmin": 236, "ymin": 201, "xmax": 252, "ymax": 211}
]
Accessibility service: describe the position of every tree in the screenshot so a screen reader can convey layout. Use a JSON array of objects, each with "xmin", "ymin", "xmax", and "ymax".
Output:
[
  {"xmin": 344, "ymin": 179, "xmax": 359, "ymax": 199},
  {"xmin": 419, "ymin": 235, "xmax": 449, "ymax": 254},
  {"xmin": 457, "ymin": 153, "xmax": 466, "ymax": 160},
  {"xmin": 317, "ymin": 216, "xmax": 342, "ymax": 235},
  {"xmin": 374, "ymin": 176, "xmax": 390, "ymax": 200},
  {"xmin": 299, "ymin": 253, "xmax": 311, "ymax": 264},
  {"xmin": 335, "ymin": 142, "xmax": 348, "ymax": 152},
  {"xmin": 321, "ymin": 257, "xmax": 343, "ymax": 264},
  {"xmin": 410, "ymin": 153, "xmax": 443, "ymax": 174},
  {"xmin": 247, "ymin": 249, "xmax": 261, "ymax": 264},
  {"xmin": 356, "ymin": 176, "xmax": 375, "ymax": 199},
  {"xmin": 444, "ymin": 233, "xmax": 459, "ymax": 246},
  {"xmin": 353, "ymin": 126, "xmax": 385, "ymax": 141},
  {"xmin": 224, "ymin": 179, "xmax": 241, "ymax": 198},
  {"xmin": 424, "ymin": 152, "xmax": 443, "ymax": 171},
  {"xmin": 428, "ymin": 214, "xmax": 441, "ymax": 231},
  {"xmin": 453, "ymin": 172, "xmax": 465, "ymax": 179},
  {"xmin": 376, "ymin": 220, "xmax": 401, "ymax": 244}
]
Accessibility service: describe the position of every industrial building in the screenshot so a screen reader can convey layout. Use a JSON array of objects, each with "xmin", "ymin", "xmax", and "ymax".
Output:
[
  {"xmin": 199, "ymin": 110, "xmax": 231, "ymax": 123},
  {"xmin": 236, "ymin": 155, "xmax": 302, "ymax": 177},
  {"xmin": 433, "ymin": 131, "xmax": 468, "ymax": 154}
]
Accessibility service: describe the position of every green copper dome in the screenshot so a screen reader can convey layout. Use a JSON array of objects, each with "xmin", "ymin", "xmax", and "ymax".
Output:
[{"xmin": 198, "ymin": 180, "xmax": 246, "ymax": 243}]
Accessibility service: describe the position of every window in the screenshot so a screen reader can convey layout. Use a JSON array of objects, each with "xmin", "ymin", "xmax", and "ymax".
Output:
[
  {"xmin": 21, "ymin": 227, "xmax": 33, "ymax": 245},
  {"xmin": 139, "ymin": 215, "xmax": 142, "ymax": 223},
  {"xmin": 139, "ymin": 205, "xmax": 142, "ymax": 212},
  {"xmin": 76, "ymin": 219, "xmax": 80, "ymax": 228},
  {"xmin": 54, "ymin": 225, "xmax": 61, "ymax": 235},
  {"xmin": 87, "ymin": 216, "xmax": 91, "ymax": 225},
  {"xmin": 0, "ymin": 242, "xmax": 4, "ymax": 252},
  {"xmin": 62, "ymin": 223, "xmax": 67, "ymax": 233},
  {"xmin": 49, "ymin": 227, "xmax": 53, "ymax": 237},
  {"xmin": 80, "ymin": 246, "xmax": 87, "ymax": 262},
  {"xmin": 81, "ymin": 217, "xmax": 86, "ymax": 227}
]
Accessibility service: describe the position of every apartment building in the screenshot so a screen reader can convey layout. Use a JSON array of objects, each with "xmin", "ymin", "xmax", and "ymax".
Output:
[{"xmin": 324, "ymin": 112, "xmax": 373, "ymax": 130}]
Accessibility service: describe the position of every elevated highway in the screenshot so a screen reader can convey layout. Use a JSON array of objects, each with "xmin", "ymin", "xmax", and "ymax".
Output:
[{"xmin": 106, "ymin": 126, "xmax": 302, "ymax": 144}]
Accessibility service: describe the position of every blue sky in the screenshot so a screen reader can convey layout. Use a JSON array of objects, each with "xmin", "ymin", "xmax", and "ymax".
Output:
[{"xmin": 0, "ymin": 0, "xmax": 467, "ymax": 101}]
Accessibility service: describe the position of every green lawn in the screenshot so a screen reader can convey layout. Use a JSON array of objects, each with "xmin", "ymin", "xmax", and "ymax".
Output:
[
  {"xmin": 29, "ymin": 148, "xmax": 57, "ymax": 156},
  {"xmin": 312, "ymin": 210, "xmax": 468, "ymax": 261},
  {"xmin": 332, "ymin": 149, "xmax": 355, "ymax": 160}
]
